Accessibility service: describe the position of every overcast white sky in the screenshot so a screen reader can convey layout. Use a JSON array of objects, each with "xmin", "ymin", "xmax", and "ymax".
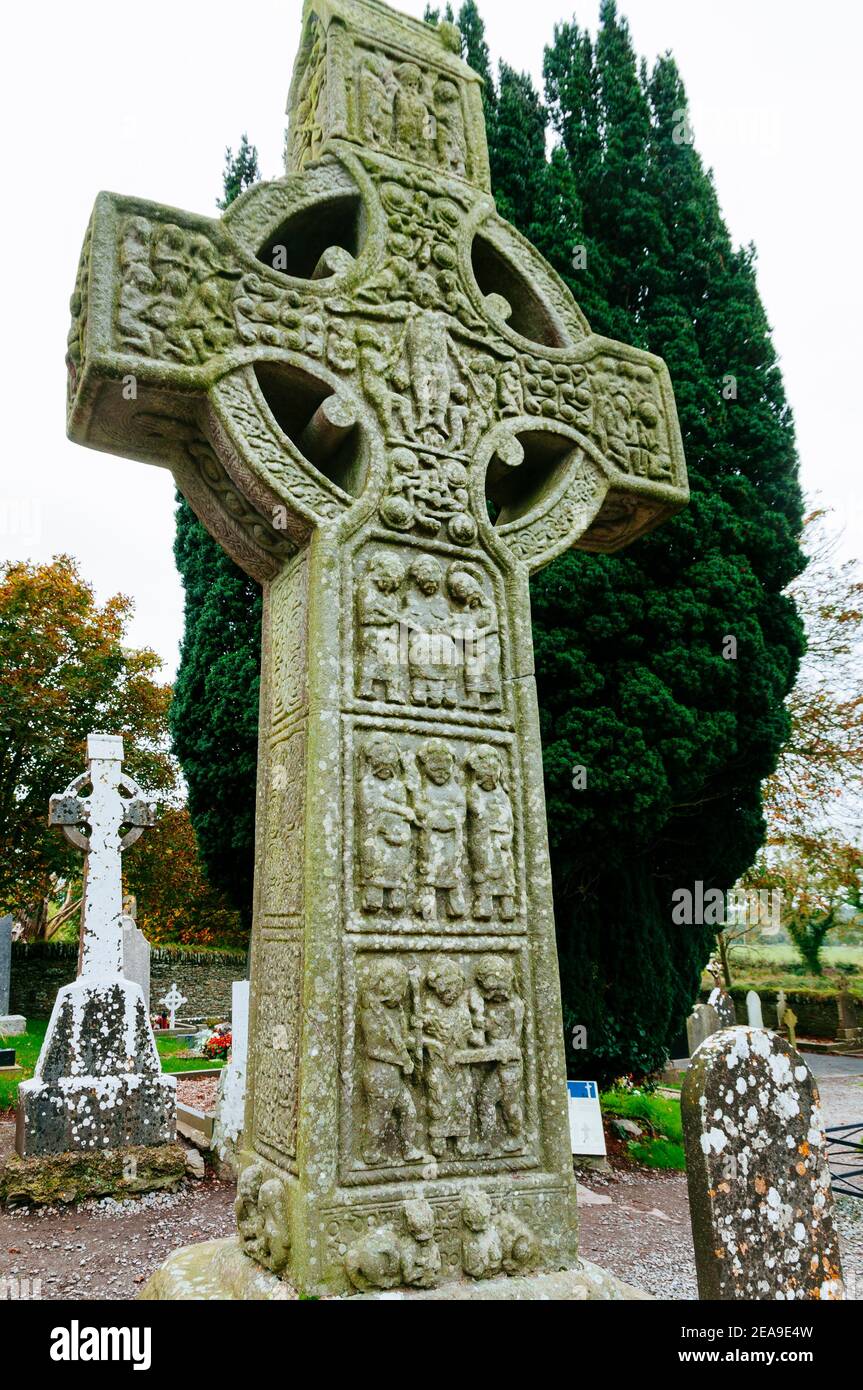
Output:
[{"xmin": 2, "ymin": 0, "xmax": 860, "ymax": 679}]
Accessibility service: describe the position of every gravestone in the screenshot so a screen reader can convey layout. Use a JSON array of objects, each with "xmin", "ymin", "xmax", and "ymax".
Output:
[
  {"xmin": 686, "ymin": 1001, "xmax": 719, "ymax": 1055},
  {"xmin": 0, "ymin": 916, "xmax": 11, "ymax": 1015},
  {"xmin": 159, "ymin": 983, "xmax": 187, "ymax": 1030},
  {"xmin": 213, "ymin": 980, "xmax": 251, "ymax": 1171},
  {"xmin": 121, "ymin": 896, "xmax": 151, "ymax": 1012},
  {"xmin": 0, "ymin": 915, "xmax": 25, "ymax": 1036},
  {"xmin": 783, "ymin": 1006, "xmax": 798, "ymax": 1051},
  {"xmin": 68, "ymin": 0, "xmax": 688, "ymax": 1296},
  {"xmin": 707, "ymin": 985, "xmax": 736, "ymax": 1028},
  {"xmin": 776, "ymin": 988, "xmax": 787, "ymax": 1031},
  {"xmin": 681, "ymin": 1027, "xmax": 843, "ymax": 1300},
  {"xmin": 836, "ymin": 990, "xmax": 862, "ymax": 1047},
  {"xmin": 746, "ymin": 989, "xmax": 764, "ymax": 1028},
  {"xmin": 16, "ymin": 736, "xmax": 177, "ymax": 1171}
]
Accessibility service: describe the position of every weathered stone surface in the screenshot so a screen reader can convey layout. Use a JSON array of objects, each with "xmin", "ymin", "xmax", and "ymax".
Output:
[
  {"xmin": 0, "ymin": 1016, "xmax": 26, "ymax": 1037},
  {"xmin": 67, "ymin": 0, "xmax": 688, "ymax": 1296},
  {"xmin": 686, "ymin": 1001, "xmax": 719, "ymax": 1055},
  {"xmin": 708, "ymin": 985, "xmax": 736, "ymax": 1028},
  {"xmin": 0, "ymin": 915, "xmax": 11, "ymax": 1015},
  {"xmin": 122, "ymin": 909, "xmax": 151, "ymax": 1012},
  {"xmin": 681, "ymin": 1027, "xmax": 843, "ymax": 1300},
  {"xmin": 139, "ymin": 1236, "xmax": 650, "ymax": 1301},
  {"xmin": 1, "ymin": 1142, "xmax": 186, "ymax": 1207},
  {"xmin": 16, "ymin": 978, "xmax": 176, "ymax": 1156},
  {"xmin": 17, "ymin": 737, "xmax": 173, "ymax": 1162}
]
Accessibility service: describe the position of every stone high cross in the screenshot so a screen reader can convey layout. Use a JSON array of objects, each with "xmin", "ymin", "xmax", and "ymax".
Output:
[
  {"xmin": 49, "ymin": 734, "xmax": 155, "ymax": 978},
  {"xmin": 67, "ymin": 0, "xmax": 688, "ymax": 1294}
]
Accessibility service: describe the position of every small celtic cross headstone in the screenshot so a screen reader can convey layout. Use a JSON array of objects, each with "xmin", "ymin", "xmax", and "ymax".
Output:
[
  {"xmin": 160, "ymin": 983, "xmax": 187, "ymax": 1030},
  {"xmin": 66, "ymin": 0, "xmax": 688, "ymax": 1293},
  {"xmin": 682, "ymin": 1027, "xmax": 843, "ymax": 1300},
  {"xmin": 48, "ymin": 733, "xmax": 155, "ymax": 976},
  {"xmin": 17, "ymin": 735, "xmax": 174, "ymax": 1162}
]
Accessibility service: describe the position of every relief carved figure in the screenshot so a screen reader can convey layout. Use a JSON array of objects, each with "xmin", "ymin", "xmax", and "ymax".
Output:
[
  {"xmin": 358, "ymin": 958, "xmax": 423, "ymax": 1167},
  {"xmin": 414, "ymin": 740, "xmax": 467, "ymax": 920},
  {"xmin": 403, "ymin": 557, "xmax": 458, "ymax": 708},
  {"xmin": 357, "ymin": 553, "xmax": 406, "ymax": 703},
  {"xmin": 472, "ymin": 955, "xmax": 525, "ymax": 1154},
  {"xmin": 446, "ymin": 565, "xmax": 501, "ymax": 711},
  {"xmin": 345, "ymin": 1198, "xmax": 441, "ymax": 1292},
  {"xmin": 399, "ymin": 1198, "xmax": 442, "ymax": 1288},
  {"xmin": 434, "ymin": 79, "xmax": 467, "ymax": 175},
  {"xmin": 421, "ymin": 958, "xmax": 483, "ymax": 1158},
  {"xmin": 358, "ymin": 54, "xmax": 394, "ymax": 147},
  {"xmin": 393, "ymin": 62, "xmax": 432, "ymax": 160},
  {"xmin": 466, "ymin": 746, "xmax": 516, "ymax": 921},
  {"xmin": 235, "ymin": 1164, "xmax": 290, "ymax": 1273},
  {"xmin": 460, "ymin": 1189, "xmax": 538, "ymax": 1280},
  {"xmin": 357, "ymin": 735, "xmax": 417, "ymax": 914}
]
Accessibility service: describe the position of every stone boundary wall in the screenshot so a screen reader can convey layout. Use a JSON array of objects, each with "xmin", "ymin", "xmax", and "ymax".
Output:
[
  {"xmin": 700, "ymin": 987, "xmax": 860, "ymax": 1039},
  {"xmin": 10, "ymin": 943, "xmax": 247, "ymax": 1021}
]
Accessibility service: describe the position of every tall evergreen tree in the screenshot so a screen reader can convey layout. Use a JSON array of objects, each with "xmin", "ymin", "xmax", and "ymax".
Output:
[
  {"xmin": 170, "ymin": 139, "xmax": 263, "ymax": 924},
  {"xmin": 524, "ymin": 3, "xmax": 805, "ymax": 1077}
]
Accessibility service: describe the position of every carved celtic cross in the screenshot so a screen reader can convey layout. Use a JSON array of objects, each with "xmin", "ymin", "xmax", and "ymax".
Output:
[
  {"xmin": 67, "ymin": 0, "xmax": 687, "ymax": 1294},
  {"xmin": 49, "ymin": 734, "xmax": 155, "ymax": 978}
]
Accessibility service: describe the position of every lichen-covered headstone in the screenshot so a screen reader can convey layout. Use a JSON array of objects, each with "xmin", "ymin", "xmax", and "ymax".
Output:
[
  {"xmin": 65, "ymin": 0, "xmax": 689, "ymax": 1295},
  {"xmin": 16, "ymin": 736, "xmax": 176, "ymax": 1161},
  {"xmin": 708, "ymin": 985, "xmax": 736, "ymax": 1028},
  {"xmin": 746, "ymin": 990, "xmax": 764, "ymax": 1028},
  {"xmin": 686, "ymin": 1001, "xmax": 719, "ymax": 1055},
  {"xmin": 681, "ymin": 1027, "xmax": 843, "ymax": 1300}
]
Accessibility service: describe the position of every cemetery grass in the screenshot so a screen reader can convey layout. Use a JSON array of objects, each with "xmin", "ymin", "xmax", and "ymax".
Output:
[
  {"xmin": 0, "ymin": 1023, "xmax": 223, "ymax": 1109},
  {"xmin": 155, "ymin": 1035, "xmax": 226, "ymax": 1073},
  {"xmin": 0, "ymin": 1021, "xmax": 47, "ymax": 1109},
  {"xmin": 601, "ymin": 1090, "xmax": 686, "ymax": 1170}
]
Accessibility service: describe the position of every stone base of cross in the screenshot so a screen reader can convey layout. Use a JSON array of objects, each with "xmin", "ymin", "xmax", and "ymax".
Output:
[{"xmin": 16, "ymin": 735, "xmax": 176, "ymax": 1163}]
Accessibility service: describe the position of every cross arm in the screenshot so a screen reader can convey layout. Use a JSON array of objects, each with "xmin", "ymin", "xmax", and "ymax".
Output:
[{"xmin": 65, "ymin": 188, "xmax": 361, "ymax": 581}]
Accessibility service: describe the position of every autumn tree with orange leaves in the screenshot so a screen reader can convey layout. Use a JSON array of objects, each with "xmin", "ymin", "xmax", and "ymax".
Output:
[{"xmin": 0, "ymin": 556, "xmax": 243, "ymax": 948}]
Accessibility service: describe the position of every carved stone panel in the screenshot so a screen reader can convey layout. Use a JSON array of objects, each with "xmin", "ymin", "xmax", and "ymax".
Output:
[
  {"xmin": 341, "ymin": 940, "xmax": 537, "ymax": 1180},
  {"xmin": 346, "ymin": 721, "xmax": 521, "ymax": 932},
  {"xmin": 350, "ymin": 539, "xmax": 505, "ymax": 718},
  {"xmin": 260, "ymin": 729, "xmax": 305, "ymax": 919},
  {"xmin": 252, "ymin": 936, "xmax": 303, "ymax": 1166}
]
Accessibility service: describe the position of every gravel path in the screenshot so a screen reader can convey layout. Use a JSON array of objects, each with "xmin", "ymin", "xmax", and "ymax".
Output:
[{"xmin": 175, "ymin": 1075, "xmax": 220, "ymax": 1111}]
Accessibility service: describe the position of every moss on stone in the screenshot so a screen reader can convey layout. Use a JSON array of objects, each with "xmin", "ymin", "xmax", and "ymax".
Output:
[{"xmin": 0, "ymin": 1142, "xmax": 186, "ymax": 1207}]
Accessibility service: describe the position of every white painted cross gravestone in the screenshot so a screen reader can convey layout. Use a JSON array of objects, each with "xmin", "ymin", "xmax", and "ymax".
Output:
[
  {"xmin": 160, "ymin": 983, "xmax": 187, "ymax": 1031},
  {"xmin": 746, "ymin": 989, "xmax": 764, "ymax": 1028},
  {"xmin": 17, "ymin": 735, "xmax": 176, "ymax": 1160},
  {"xmin": 213, "ymin": 980, "xmax": 251, "ymax": 1169}
]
